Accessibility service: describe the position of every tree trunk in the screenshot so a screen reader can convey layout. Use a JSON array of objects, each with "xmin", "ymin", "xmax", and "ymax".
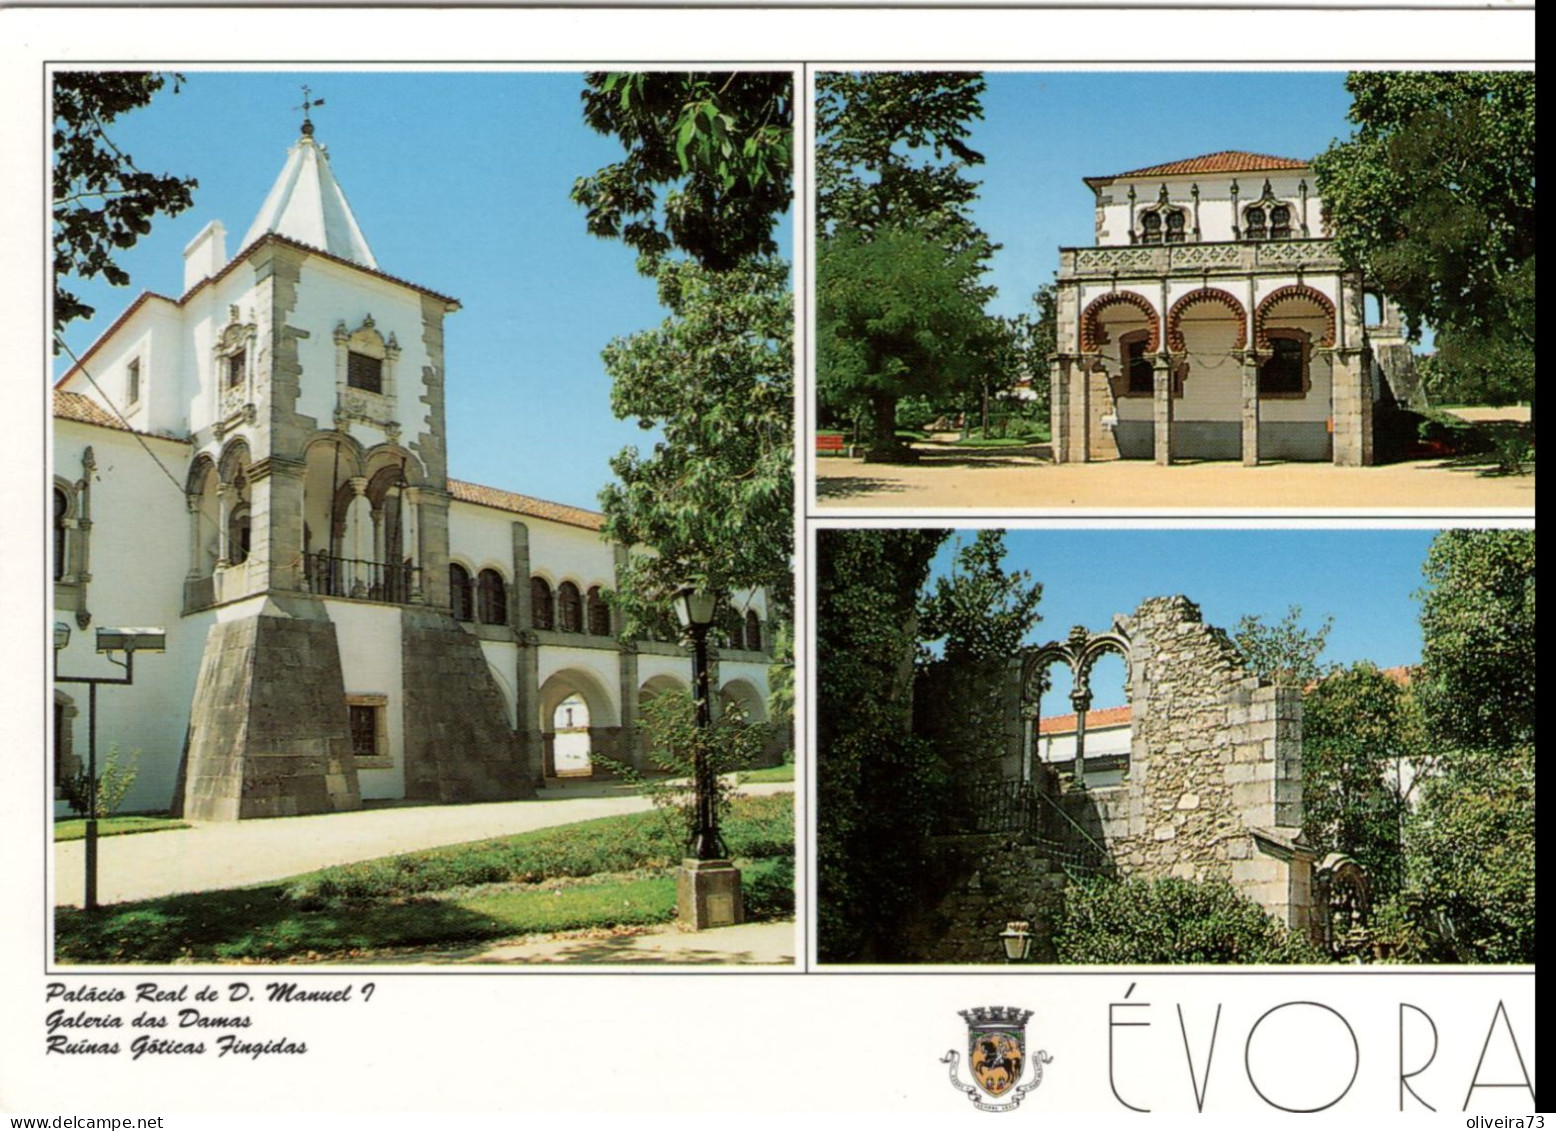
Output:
[{"xmin": 865, "ymin": 392, "xmax": 917, "ymax": 462}]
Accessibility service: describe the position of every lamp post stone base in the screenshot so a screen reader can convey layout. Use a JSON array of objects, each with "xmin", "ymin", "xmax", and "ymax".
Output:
[{"xmin": 677, "ymin": 858, "xmax": 744, "ymax": 930}]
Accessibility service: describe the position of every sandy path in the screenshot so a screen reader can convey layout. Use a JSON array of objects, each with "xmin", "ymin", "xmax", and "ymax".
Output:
[{"xmin": 815, "ymin": 447, "xmax": 1535, "ymax": 512}]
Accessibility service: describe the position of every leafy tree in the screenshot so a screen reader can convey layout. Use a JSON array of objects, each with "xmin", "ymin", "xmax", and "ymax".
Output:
[
  {"xmin": 598, "ymin": 256, "xmax": 793, "ymax": 626},
  {"xmin": 815, "ymin": 71, "xmax": 990, "ymax": 257},
  {"xmin": 1055, "ymin": 877, "xmax": 1326, "ymax": 964},
  {"xmin": 919, "ymin": 530, "xmax": 1043, "ymax": 666},
  {"xmin": 53, "ymin": 72, "xmax": 198, "ymax": 339},
  {"xmin": 1389, "ymin": 529, "xmax": 1536, "ymax": 964},
  {"xmin": 620, "ymin": 690, "xmax": 771, "ymax": 852},
  {"xmin": 1302, "ymin": 663, "xmax": 1424, "ymax": 897},
  {"xmin": 1400, "ymin": 744, "xmax": 1534, "ymax": 964},
  {"xmin": 816, "ymin": 227, "xmax": 992, "ymax": 459},
  {"xmin": 1415, "ymin": 528, "xmax": 1535, "ymax": 751},
  {"xmin": 572, "ymin": 72, "xmax": 792, "ymax": 271},
  {"xmin": 916, "ymin": 530, "xmax": 1043, "ymax": 790},
  {"xmin": 816, "ymin": 528, "xmax": 948, "ymax": 962},
  {"xmin": 1313, "ymin": 72, "xmax": 1535, "ymax": 407},
  {"xmin": 1233, "ymin": 604, "xmax": 1335, "ymax": 688}
]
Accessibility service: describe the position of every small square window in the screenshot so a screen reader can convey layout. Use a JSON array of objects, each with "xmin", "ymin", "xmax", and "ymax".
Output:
[
  {"xmin": 348, "ymin": 351, "xmax": 383, "ymax": 394},
  {"xmin": 126, "ymin": 358, "xmax": 141, "ymax": 405},
  {"xmin": 346, "ymin": 695, "xmax": 390, "ymax": 764}
]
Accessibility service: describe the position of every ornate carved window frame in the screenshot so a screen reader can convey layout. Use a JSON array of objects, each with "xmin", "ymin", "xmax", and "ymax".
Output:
[
  {"xmin": 1241, "ymin": 179, "xmax": 1301, "ymax": 243},
  {"xmin": 333, "ymin": 315, "xmax": 401, "ymax": 440},
  {"xmin": 53, "ymin": 454, "xmax": 93, "ymax": 625},
  {"xmin": 213, "ymin": 305, "xmax": 258, "ymax": 425}
]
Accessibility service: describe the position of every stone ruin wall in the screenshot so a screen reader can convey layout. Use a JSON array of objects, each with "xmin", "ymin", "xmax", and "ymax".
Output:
[{"xmin": 1074, "ymin": 595, "xmax": 1313, "ymax": 932}]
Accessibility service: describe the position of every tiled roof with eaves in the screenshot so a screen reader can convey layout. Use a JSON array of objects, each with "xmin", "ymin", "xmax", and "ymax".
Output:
[
  {"xmin": 52, "ymin": 389, "xmax": 190, "ymax": 443},
  {"xmin": 1038, "ymin": 704, "xmax": 1133, "ymax": 735},
  {"xmin": 448, "ymin": 479, "xmax": 605, "ymax": 532},
  {"xmin": 1085, "ymin": 150, "xmax": 1310, "ymax": 188}
]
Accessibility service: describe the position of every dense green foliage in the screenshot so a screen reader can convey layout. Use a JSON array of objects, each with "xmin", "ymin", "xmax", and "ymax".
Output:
[
  {"xmin": 816, "ymin": 228, "xmax": 992, "ymax": 457},
  {"xmin": 598, "ymin": 256, "xmax": 793, "ymax": 622},
  {"xmin": 1055, "ymin": 877, "xmax": 1326, "ymax": 964},
  {"xmin": 1395, "ymin": 529, "xmax": 1536, "ymax": 963},
  {"xmin": 53, "ymin": 72, "xmax": 198, "ymax": 338},
  {"xmin": 1233, "ymin": 604, "xmax": 1334, "ymax": 688},
  {"xmin": 814, "ymin": 72, "xmax": 1001, "ymax": 455},
  {"xmin": 816, "ymin": 528, "xmax": 948, "ymax": 962},
  {"xmin": 573, "ymin": 72, "xmax": 792, "ymax": 271},
  {"xmin": 919, "ymin": 530, "xmax": 1043, "ymax": 667},
  {"xmin": 1416, "ymin": 529, "xmax": 1535, "ymax": 752},
  {"xmin": 915, "ymin": 531, "xmax": 1044, "ymax": 791},
  {"xmin": 1302, "ymin": 663, "xmax": 1423, "ymax": 897},
  {"xmin": 1314, "ymin": 73, "xmax": 1535, "ymax": 407},
  {"xmin": 1401, "ymin": 745, "xmax": 1534, "ymax": 964},
  {"xmin": 815, "ymin": 71, "xmax": 989, "ymax": 253}
]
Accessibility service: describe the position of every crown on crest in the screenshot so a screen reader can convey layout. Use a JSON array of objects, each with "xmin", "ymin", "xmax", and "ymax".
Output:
[{"xmin": 959, "ymin": 1006, "xmax": 1034, "ymax": 1031}]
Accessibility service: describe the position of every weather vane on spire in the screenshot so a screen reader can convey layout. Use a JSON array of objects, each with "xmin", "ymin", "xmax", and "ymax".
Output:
[{"xmin": 295, "ymin": 85, "xmax": 326, "ymax": 137}]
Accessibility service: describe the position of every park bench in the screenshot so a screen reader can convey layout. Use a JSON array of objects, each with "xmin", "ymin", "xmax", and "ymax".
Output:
[{"xmin": 816, "ymin": 433, "xmax": 848, "ymax": 457}]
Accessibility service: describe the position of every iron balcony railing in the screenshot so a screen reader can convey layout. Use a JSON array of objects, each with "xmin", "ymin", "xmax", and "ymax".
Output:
[
  {"xmin": 937, "ymin": 779, "xmax": 1046, "ymax": 840},
  {"xmin": 305, "ymin": 552, "xmax": 418, "ymax": 604}
]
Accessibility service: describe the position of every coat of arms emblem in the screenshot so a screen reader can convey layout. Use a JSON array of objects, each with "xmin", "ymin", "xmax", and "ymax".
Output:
[{"xmin": 942, "ymin": 1005, "xmax": 1053, "ymax": 1112}]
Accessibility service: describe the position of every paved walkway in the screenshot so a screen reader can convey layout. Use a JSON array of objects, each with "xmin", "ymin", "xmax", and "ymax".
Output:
[
  {"xmin": 54, "ymin": 780, "xmax": 793, "ymax": 908},
  {"xmin": 318, "ymin": 920, "xmax": 797, "ymax": 966}
]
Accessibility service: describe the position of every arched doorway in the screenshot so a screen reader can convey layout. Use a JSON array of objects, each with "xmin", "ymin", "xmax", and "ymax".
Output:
[{"xmin": 552, "ymin": 694, "xmax": 592, "ymax": 777}]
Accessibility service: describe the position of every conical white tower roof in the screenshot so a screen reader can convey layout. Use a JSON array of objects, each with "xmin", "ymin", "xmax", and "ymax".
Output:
[{"xmin": 241, "ymin": 128, "xmax": 378, "ymax": 268}]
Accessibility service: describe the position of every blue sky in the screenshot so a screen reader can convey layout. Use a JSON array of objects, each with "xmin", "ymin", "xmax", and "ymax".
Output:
[
  {"xmin": 53, "ymin": 70, "xmax": 792, "ymax": 511},
  {"xmin": 924, "ymin": 527, "xmax": 1440, "ymax": 709},
  {"xmin": 957, "ymin": 71, "xmax": 1357, "ymax": 321}
]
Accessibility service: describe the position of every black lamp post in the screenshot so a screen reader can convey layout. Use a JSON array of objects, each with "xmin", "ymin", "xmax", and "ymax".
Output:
[
  {"xmin": 53, "ymin": 624, "xmax": 165, "ymax": 911},
  {"xmin": 672, "ymin": 585, "xmax": 723, "ymax": 859},
  {"xmin": 671, "ymin": 585, "xmax": 742, "ymax": 930}
]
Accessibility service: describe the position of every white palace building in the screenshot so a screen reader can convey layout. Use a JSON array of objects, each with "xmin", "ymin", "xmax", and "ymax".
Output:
[
  {"xmin": 1050, "ymin": 150, "xmax": 1406, "ymax": 466},
  {"xmin": 52, "ymin": 121, "xmax": 777, "ymax": 820}
]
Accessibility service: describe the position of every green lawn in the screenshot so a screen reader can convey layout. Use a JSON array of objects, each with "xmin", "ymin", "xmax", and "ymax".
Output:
[
  {"xmin": 739, "ymin": 764, "xmax": 794, "ymax": 784},
  {"xmin": 55, "ymin": 796, "xmax": 793, "ymax": 964},
  {"xmin": 54, "ymin": 816, "xmax": 190, "ymax": 842}
]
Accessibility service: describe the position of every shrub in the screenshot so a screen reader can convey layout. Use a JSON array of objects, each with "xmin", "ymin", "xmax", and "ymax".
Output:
[
  {"xmin": 742, "ymin": 856, "xmax": 794, "ymax": 921},
  {"xmin": 60, "ymin": 744, "xmax": 139, "ymax": 819},
  {"xmin": 284, "ymin": 794, "xmax": 792, "ymax": 907},
  {"xmin": 1053, "ymin": 876, "xmax": 1327, "ymax": 965},
  {"xmin": 607, "ymin": 690, "xmax": 771, "ymax": 854}
]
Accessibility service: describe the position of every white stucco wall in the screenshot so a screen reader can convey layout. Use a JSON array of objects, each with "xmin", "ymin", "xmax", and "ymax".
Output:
[
  {"xmin": 325, "ymin": 598, "xmax": 407, "ymax": 800},
  {"xmin": 1096, "ymin": 173, "xmax": 1320, "ymax": 246},
  {"xmin": 52, "ymin": 423, "xmax": 200, "ymax": 816},
  {"xmin": 286, "ymin": 256, "xmax": 435, "ymax": 443}
]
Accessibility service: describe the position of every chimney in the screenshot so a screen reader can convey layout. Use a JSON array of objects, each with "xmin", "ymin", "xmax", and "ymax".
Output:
[{"xmin": 182, "ymin": 220, "xmax": 227, "ymax": 293}]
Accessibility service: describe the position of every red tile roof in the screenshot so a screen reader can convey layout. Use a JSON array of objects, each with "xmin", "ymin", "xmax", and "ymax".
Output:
[
  {"xmin": 52, "ymin": 389, "xmax": 189, "ymax": 443},
  {"xmin": 448, "ymin": 479, "xmax": 605, "ymax": 532},
  {"xmin": 1085, "ymin": 150, "xmax": 1310, "ymax": 188},
  {"xmin": 1038, "ymin": 704, "xmax": 1133, "ymax": 735}
]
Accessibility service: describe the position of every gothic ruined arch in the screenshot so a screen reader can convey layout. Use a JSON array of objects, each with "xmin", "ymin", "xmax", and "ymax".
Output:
[{"xmin": 1019, "ymin": 623, "xmax": 1131, "ymax": 784}]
